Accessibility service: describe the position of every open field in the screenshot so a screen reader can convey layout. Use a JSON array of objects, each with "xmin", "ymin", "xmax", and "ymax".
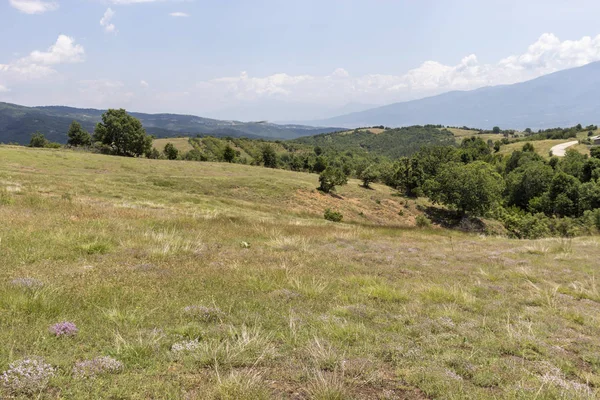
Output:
[
  {"xmin": 499, "ymin": 139, "xmax": 591, "ymax": 158},
  {"xmin": 153, "ymin": 137, "xmax": 195, "ymax": 153},
  {"xmin": 445, "ymin": 128, "xmax": 503, "ymax": 144},
  {"xmin": 2, "ymin": 146, "xmax": 600, "ymax": 399}
]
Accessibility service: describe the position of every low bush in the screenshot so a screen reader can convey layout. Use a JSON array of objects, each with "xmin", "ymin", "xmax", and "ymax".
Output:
[
  {"xmin": 324, "ymin": 209, "xmax": 343, "ymax": 222},
  {"xmin": 416, "ymin": 215, "xmax": 432, "ymax": 228}
]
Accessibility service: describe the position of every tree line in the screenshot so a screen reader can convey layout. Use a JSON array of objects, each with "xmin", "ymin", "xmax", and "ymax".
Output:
[{"xmin": 26, "ymin": 109, "xmax": 600, "ymax": 238}]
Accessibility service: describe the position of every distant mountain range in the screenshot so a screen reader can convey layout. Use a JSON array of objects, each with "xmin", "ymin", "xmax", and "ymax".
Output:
[
  {"xmin": 309, "ymin": 61, "xmax": 600, "ymax": 130},
  {"xmin": 4, "ymin": 61, "xmax": 600, "ymax": 145},
  {"xmin": 0, "ymin": 103, "xmax": 342, "ymax": 144}
]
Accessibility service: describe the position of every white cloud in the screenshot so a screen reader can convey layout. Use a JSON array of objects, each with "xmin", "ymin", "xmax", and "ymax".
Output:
[
  {"xmin": 0, "ymin": 35, "xmax": 84, "ymax": 81},
  {"xmin": 0, "ymin": 84, "xmax": 9, "ymax": 93},
  {"xmin": 9, "ymin": 0, "xmax": 58, "ymax": 14},
  {"xmin": 110, "ymin": 0, "xmax": 172, "ymax": 3},
  {"xmin": 206, "ymin": 71, "xmax": 313, "ymax": 100},
  {"xmin": 196, "ymin": 33, "xmax": 600, "ymax": 107},
  {"xmin": 100, "ymin": 8, "xmax": 116, "ymax": 33},
  {"xmin": 169, "ymin": 12, "xmax": 189, "ymax": 17},
  {"xmin": 140, "ymin": 80, "xmax": 149, "ymax": 87},
  {"xmin": 28, "ymin": 35, "xmax": 85, "ymax": 65}
]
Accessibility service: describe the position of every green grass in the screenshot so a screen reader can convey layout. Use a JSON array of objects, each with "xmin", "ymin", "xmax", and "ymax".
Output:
[
  {"xmin": 498, "ymin": 139, "xmax": 593, "ymax": 158},
  {"xmin": 446, "ymin": 128, "xmax": 505, "ymax": 145},
  {"xmin": 1, "ymin": 146, "xmax": 600, "ymax": 398},
  {"xmin": 153, "ymin": 137, "xmax": 195, "ymax": 153}
]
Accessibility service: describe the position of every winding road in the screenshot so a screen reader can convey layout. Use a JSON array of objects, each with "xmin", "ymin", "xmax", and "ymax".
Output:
[{"xmin": 550, "ymin": 140, "xmax": 579, "ymax": 157}]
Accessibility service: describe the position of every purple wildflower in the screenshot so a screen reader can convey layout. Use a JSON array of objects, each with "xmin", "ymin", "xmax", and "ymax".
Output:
[
  {"xmin": 1, "ymin": 358, "xmax": 55, "ymax": 395},
  {"xmin": 182, "ymin": 305, "xmax": 222, "ymax": 322},
  {"xmin": 49, "ymin": 321, "xmax": 78, "ymax": 337},
  {"xmin": 73, "ymin": 356, "xmax": 123, "ymax": 379},
  {"xmin": 10, "ymin": 277, "xmax": 44, "ymax": 290}
]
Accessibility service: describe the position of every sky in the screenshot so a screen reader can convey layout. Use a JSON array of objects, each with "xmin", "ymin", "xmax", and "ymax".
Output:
[{"xmin": 2, "ymin": 0, "xmax": 600, "ymax": 121}]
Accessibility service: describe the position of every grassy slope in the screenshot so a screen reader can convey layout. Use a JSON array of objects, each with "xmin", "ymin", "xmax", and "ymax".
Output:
[
  {"xmin": 1, "ymin": 146, "xmax": 600, "ymax": 399},
  {"xmin": 498, "ymin": 131, "xmax": 596, "ymax": 158},
  {"xmin": 294, "ymin": 126, "xmax": 456, "ymax": 159},
  {"xmin": 499, "ymin": 139, "xmax": 591, "ymax": 158},
  {"xmin": 153, "ymin": 137, "xmax": 194, "ymax": 153}
]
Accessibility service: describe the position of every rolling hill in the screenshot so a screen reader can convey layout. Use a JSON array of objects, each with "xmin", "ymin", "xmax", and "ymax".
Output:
[
  {"xmin": 293, "ymin": 125, "xmax": 456, "ymax": 158},
  {"xmin": 2, "ymin": 145, "xmax": 600, "ymax": 398},
  {"xmin": 0, "ymin": 102, "xmax": 342, "ymax": 144},
  {"xmin": 310, "ymin": 61, "xmax": 600, "ymax": 130}
]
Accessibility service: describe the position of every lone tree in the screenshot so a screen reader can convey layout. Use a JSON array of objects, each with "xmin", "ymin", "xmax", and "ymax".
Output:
[
  {"xmin": 261, "ymin": 144, "xmax": 278, "ymax": 168},
  {"xmin": 163, "ymin": 143, "xmax": 179, "ymax": 160},
  {"xmin": 67, "ymin": 121, "xmax": 91, "ymax": 147},
  {"xmin": 359, "ymin": 164, "xmax": 379, "ymax": 188},
  {"xmin": 492, "ymin": 126, "xmax": 501, "ymax": 134},
  {"xmin": 29, "ymin": 132, "xmax": 48, "ymax": 148},
  {"xmin": 93, "ymin": 109, "xmax": 152, "ymax": 157},
  {"xmin": 318, "ymin": 166, "xmax": 348, "ymax": 193},
  {"xmin": 223, "ymin": 144, "xmax": 236, "ymax": 163},
  {"xmin": 424, "ymin": 161, "xmax": 504, "ymax": 216}
]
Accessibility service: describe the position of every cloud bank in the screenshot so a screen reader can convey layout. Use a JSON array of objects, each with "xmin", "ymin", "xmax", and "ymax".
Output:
[
  {"xmin": 196, "ymin": 33, "xmax": 600, "ymax": 107},
  {"xmin": 0, "ymin": 35, "xmax": 84, "ymax": 88},
  {"xmin": 9, "ymin": 0, "xmax": 58, "ymax": 14}
]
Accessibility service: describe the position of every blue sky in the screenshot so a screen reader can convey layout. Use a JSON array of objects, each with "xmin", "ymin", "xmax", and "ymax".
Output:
[{"xmin": 2, "ymin": 0, "xmax": 600, "ymax": 121}]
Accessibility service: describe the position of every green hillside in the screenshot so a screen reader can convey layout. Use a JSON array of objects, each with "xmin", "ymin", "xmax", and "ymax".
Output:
[
  {"xmin": 0, "ymin": 102, "xmax": 342, "ymax": 144},
  {"xmin": 1, "ymin": 146, "xmax": 600, "ymax": 398},
  {"xmin": 293, "ymin": 125, "xmax": 456, "ymax": 158}
]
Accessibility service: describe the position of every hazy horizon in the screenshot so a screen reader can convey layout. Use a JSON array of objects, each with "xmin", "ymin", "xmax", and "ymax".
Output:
[{"xmin": 2, "ymin": 0, "xmax": 600, "ymax": 121}]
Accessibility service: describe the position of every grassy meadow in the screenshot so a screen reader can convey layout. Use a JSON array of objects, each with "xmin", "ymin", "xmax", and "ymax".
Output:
[
  {"xmin": 2, "ymin": 146, "xmax": 600, "ymax": 399},
  {"xmin": 498, "ymin": 139, "xmax": 591, "ymax": 158},
  {"xmin": 153, "ymin": 138, "xmax": 195, "ymax": 153}
]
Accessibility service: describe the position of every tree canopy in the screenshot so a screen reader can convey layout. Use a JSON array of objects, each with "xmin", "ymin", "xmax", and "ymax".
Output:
[
  {"xmin": 67, "ymin": 121, "xmax": 91, "ymax": 147},
  {"xmin": 424, "ymin": 161, "xmax": 505, "ymax": 216},
  {"xmin": 93, "ymin": 109, "xmax": 152, "ymax": 157}
]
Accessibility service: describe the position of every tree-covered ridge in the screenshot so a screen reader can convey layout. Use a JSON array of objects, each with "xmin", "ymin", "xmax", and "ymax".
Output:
[
  {"xmin": 292, "ymin": 125, "xmax": 456, "ymax": 158},
  {"xmin": 0, "ymin": 101, "xmax": 342, "ymax": 144}
]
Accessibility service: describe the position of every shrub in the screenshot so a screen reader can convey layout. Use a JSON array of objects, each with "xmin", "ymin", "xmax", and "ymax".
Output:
[
  {"xmin": 29, "ymin": 132, "xmax": 49, "ymax": 148},
  {"xmin": 1, "ymin": 358, "xmax": 55, "ymax": 395},
  {"xmin": 324, "ymin": 209, "xmax": 343, "ymax": 222},
  {"xmin": 73, "ymin": 356, "xmax": 123, "ymax": 379},
  {"xmin": 147, "ymin": 148, "xmax": 161, "ymax": 159},
  {"xmin": 416, "ymin": 215, "xmax": 432, "ymax": 228},
  {"xmin": 170, "ymin": 339, "xmax": 201, "ymax": 356},
  {"xmin": 49, "ymin": 321, "xmax": 78, "ymax": 337}
]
